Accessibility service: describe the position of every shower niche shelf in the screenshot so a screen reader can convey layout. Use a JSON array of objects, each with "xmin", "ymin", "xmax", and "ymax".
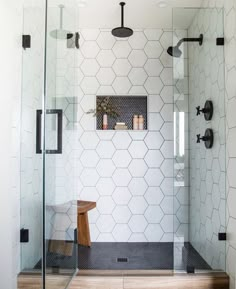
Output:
[{"xmin": 96, "ymin": 96, "xmax": 148, "ymax": 130}]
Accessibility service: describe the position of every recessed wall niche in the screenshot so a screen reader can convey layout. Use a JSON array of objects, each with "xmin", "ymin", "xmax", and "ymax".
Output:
[{"xmin": 96, "ymin": 96, "xmax": 148, "ymax": 130}]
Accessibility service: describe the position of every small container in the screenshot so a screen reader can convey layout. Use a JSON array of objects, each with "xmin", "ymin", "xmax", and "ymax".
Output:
[
  {"xmin": 103, "ymin": 113, "xmax": 108, "ymax": 130},
  {"xmin": 133, "ymin": 115, "xmax": 139, "ymax": 130},
  {"xmin": 138, "ymin": 115, "xmax": 144, "ymax": 130}
]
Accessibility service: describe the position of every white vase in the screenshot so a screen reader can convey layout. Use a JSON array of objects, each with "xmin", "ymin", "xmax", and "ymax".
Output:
[{"xmin": 103, "ymin": 113, "xmax": 108, "ymax": 130}]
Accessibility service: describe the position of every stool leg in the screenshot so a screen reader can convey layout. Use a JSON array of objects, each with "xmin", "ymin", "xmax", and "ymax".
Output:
[{"xmin": 77, "ymin": 212, "xmax": 91, "ymax": 247}]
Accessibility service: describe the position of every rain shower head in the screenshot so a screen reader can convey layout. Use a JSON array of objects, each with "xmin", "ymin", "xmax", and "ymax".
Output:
[
  {"xmin": 112, "ymin": 2, "xmax": 133, "ymax": 38},
  {"xmin": 50, "ymin": 5, "xmax": 73, "ymax": 40},
  {"xmin": 167, "ymin": 34, "xmax": 203, "ymax": 58}
]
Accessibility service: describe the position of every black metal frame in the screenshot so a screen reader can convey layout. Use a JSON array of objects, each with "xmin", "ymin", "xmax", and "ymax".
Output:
[
  {"xmin": 36, "ymin": 109, "xmax": 63, "ymax": 154},
  {"xmin": 216, "ymin": 37, "xmax": 225, "ymax": 46}
]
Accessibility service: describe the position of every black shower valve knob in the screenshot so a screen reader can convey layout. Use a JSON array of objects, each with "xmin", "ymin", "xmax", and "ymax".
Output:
[
  {"xmin": 196, "ymin": 100, "xmax": 213, "ymax": 120},
  {"xmin": 196, "ymin": 134, "xmax": 208, "ymax": 143},
  {"xmin": 196, "ymin": 106, "xmax": 208, "ymax": 116}
]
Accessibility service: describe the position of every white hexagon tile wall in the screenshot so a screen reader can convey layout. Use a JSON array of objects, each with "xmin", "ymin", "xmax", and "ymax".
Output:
[{"xmin": 52, "ymin": 28, "xmax": 180, "ymax": 243}]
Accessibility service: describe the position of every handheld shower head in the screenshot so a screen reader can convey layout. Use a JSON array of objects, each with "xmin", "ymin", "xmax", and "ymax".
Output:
[{"xmin": 167, "ymin": 34, "xmax": 203, "ymax": 58}]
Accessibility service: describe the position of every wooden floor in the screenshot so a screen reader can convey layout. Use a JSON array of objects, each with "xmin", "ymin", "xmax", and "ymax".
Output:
[{"xmin": 18, "ymin": 272, "xmax": 229, "ymax": 289}]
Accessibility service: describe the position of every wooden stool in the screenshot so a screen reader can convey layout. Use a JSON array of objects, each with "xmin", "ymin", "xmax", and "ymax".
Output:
[{"xmin": 77, "ymin": 200, "xmax": 96, "ymax": 247}]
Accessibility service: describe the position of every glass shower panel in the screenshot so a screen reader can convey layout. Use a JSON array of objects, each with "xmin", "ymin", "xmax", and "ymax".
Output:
[
  {"xmin": 20, "ymin": 4, "xmax": 45, "ymax": 277},
  {"xmin": 173, "ymin": 8, "xmax": 226, "ymax": 272},
  {"xmin": 44, "ymin": 0, "xmax": 78, "ymax": 287}
]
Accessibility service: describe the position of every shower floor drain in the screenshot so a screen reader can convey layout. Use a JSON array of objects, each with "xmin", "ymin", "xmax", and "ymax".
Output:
[{"xmin": 117, "ymin": 257, "xmax": 129, "ymax": 263}]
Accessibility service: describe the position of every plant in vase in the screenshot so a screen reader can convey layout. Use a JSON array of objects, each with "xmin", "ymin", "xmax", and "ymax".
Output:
[{"xmin": 87, "ymin": 97, "xmax": 119, "ymax": 130}]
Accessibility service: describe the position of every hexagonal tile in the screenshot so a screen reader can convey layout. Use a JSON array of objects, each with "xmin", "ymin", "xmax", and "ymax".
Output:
[
  {"xmin": 97, "ymin": 196, "xmax": 115, "ymax": 214},
  {"xmin": 160, "ymin": 123, "xmax": 173, "ymax": 140},
  {"xmin": 113, "ymin": 59, "xmax": 131, "ymax": 76},
  {"xmin": 161, "ymin": 159, "xmax": 173, "ymax": 177},
  {"xmin": 90, "ymin": 224, "xmax": 99, "ymax": 241},
  {"xmin": 80, "ymin": 187, "xmax": 99, "ymax": 202},
  {"xmin": 112, "ymin": 150, "xmax": 132, "ymax": 168},
  {"xmin": 212, "ymin": 184, "xmax": 221, "ymax": 209},
  {"xmin": 144, "ymin": 59, "xmax": 163, "ymax": 76},
  {"xmin": 161, "ymin": 141, "xmax": 173, "ymax": 158},
  {"xmin": 145, "ymin": 150, "xmax": 164, "ymax": 168},
  {"xmin": 149, "ymin": 113, "xmax": 164, "ymax": 131},
  {"xmin": 129, "ymin": 215, "xmax": 148, "ymax": 233},
  {"xmin": 145, "ymin": 224, "xmax": 164, "ymax": 241},
  {"xmin": 128, "ymin": 178, "xmax": 148, "ymax": 195},
  {"xmin": 112, "ymin": 206, "xmax": 131, "ymax": 223},
  {"xmin": 80, "ymin": 169, "xmax": 99, "ymax": 186},
  {"xmin": 96, "ymin": 68, "xmax": 115, "ymax": 85},
  {"xmin": 128, "ymin": 159, "xmax": 148, "ymax": 177},
  {"xmin": 96, "ymin": 215, "xmax": 115, "ymax": 232},
  {"xmin": 160, "ymin": 196, "xmax": 174, "ymax": 214},
  {"xmin": 145, "ymin": 168, "xmax": 164, "ymax": 186},
  {"xmin": 128, "ymin": 196, "xmax": 148, "ymax": 214},
  {"xmin": 144, "ymin": 77, "xmax": 163, "ymax": 94},
  {"xmin": 81, "ymin": 77, "xmax": 99, "ymax": 94},
  {"xmin": 161, "ymin": 215, "xmax": 174, "ymax": 233},
  {"xmin": 97, "ymin": 50, "xmax": 115, "ymax": 67},
  {"xmin": 148, "ymin": 95, "xmax": 164, "ymax": 113},
  {"xmin": 113, "ymin": 187, "xmax": 132, "ymax": 205},
  {"xmin": 80, "ymin": 95, "xmax": 95, "ymax": 113},
  {"xmin": 144, "ymin": 29, "xmax": 163, "ymax": 40},
  {"xmin": 145, "ymin": 206, "xmax": 164, "ymax": 223},
  {"xmin": 212, "ymin": 159, "xmax": 221, "ymax": 183},
  {"xmin": 129, "ymin": 233, "xmax": 147, "ymax": 242},
  {"xmin": 96, "ymin": 178, "xmax": 115, "ymax": 196},
  {"xmin": 53, "ymin": 214, "xmax": 71, "ymax": 231},
  {"xmin": 97, "ymin": 31, "xmax": 116, "ymax": 49},
  {"xmin": 112, "ymin": 169, "xmax": 132, "ymax": 186},
  {"xmin": 96, "ymin": 159, "xmax": 115, "ymax": 177},
  {"xmin": 112, "ymin": 77, "xmax": 132, "ymax": 94},
  {"xmin": 112, "ymin": 132, "xmax": 132, "ymax": 149},
  {"xmin": 128, "ymin": 68, "xmax": 148, "ymax": 85},
  {"xmin": 80, "ymin": 150, "xmax": 99, "ymax": 167},
  {"xmin": 112, "ymin": 41, "xmax": 131, "ymax": 58},
  {"xmin": 145, "ymin": 187, "xmax": 164, "ymax": 205},
  {"xmin": 160, "ymin": 32, "xmax": 172, "ymax": 49},
  {"xmin": 161, "ymin": 86, "xmax": 173, "ymax": 103},
  {"xmin": 81, "ymin": 59, "xmax": 99, "ymax": 76},
  {"xmin": 96, "ymin": 141, "xmax": 115, "ymax": 158},
  {"xmin": 97, "ymin": 233, "xmax": 115, "ymax": 242},
  {"xmin": 128, "ymin": 141, "xmax": 148, "ymax": 158},
  {"xmin": 129, "ymin": 31, "xmax": 147, "ymax": 49},
  {"xmin": 160, "ymin": 104, "xmax": 173, "ymax": 122},
  {"xmin": 112, "ymin": 224, "xmax": 131, "ymax": 242},
  {"xmin": 81, "ymin": 29, "xmax": 100, "ymax": 41},
  {"xmin": 144, "ymin": 41, "xmax": 163, "ymax": 58},
  {"xmin": 176, "ymin": 206, "xmax": 188, "ymax": 223},
  {"xmin": 145, "ymin": 132, "xmax": 164, "ymax": 149},
  {"xmin": 160, "ymin": 68, "xmax": 173, "ymax": 85},
  {"xmin": 81, "ymin": 41, "xmax": 100, "ymax": 58},
  {"xmin": 128, "ymin": 50, "xmax": 147, "ymax": 67}
]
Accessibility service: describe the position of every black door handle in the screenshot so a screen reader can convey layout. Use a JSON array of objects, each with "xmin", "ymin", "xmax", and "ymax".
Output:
[
  {"xmin": 36, "ymin": 109, "xmax": 63, "ymax": 154},
  {"xmin": 75, "ymin": 32, "xmax": 80, "ymax": 49}
]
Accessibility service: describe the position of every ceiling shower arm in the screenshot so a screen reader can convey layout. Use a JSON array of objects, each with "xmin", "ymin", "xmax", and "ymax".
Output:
[{"xmin": 120, "ymin": 2, "xmax": 125, "ymax": 27}]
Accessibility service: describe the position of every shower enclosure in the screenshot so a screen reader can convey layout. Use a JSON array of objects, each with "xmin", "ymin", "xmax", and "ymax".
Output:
[{"xmin": 19, "ymin": 3, "xmax": 226, "ymax": 289}]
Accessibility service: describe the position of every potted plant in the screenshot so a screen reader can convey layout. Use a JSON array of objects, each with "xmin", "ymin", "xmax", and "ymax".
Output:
[{"xmin": 87, "ymin": 97, "xmax": 119, "ymax": 130}]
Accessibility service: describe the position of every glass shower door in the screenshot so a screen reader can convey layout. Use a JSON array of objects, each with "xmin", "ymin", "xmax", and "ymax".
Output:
[
  {"xmin": 173, "ymin": 7, "xmax": 226, "ymax": 272},
  {"xmin": 43, "ymin": 0, "xmax": 79, "ymax": 287}
]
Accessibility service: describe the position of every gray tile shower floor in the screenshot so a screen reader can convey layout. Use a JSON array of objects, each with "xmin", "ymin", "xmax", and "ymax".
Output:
[{"xmin": 35, "ymin": 242, "xmax": 211, "ymax": 271}]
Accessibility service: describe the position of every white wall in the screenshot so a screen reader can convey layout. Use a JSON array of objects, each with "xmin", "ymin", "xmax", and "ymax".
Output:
[{"xmin": 0, "ymin": 0, "xmax": 23, "ymax": 288}]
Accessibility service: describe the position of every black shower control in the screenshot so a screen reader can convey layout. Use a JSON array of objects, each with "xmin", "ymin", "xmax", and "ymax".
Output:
[
  {"xmin": 20, "ymin": 228, "xmax": 29, "ymax": 243},
  {"xmin": 196, "ymin": 100, "xmax": 213, "ymax": 120},
  {"xmin": 196, "ymin": 128, "xmax": 214, "ymax": 149},
  {"xmin": 22, "ymin": 35, "xmax": 31, "ymax": 49}
]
